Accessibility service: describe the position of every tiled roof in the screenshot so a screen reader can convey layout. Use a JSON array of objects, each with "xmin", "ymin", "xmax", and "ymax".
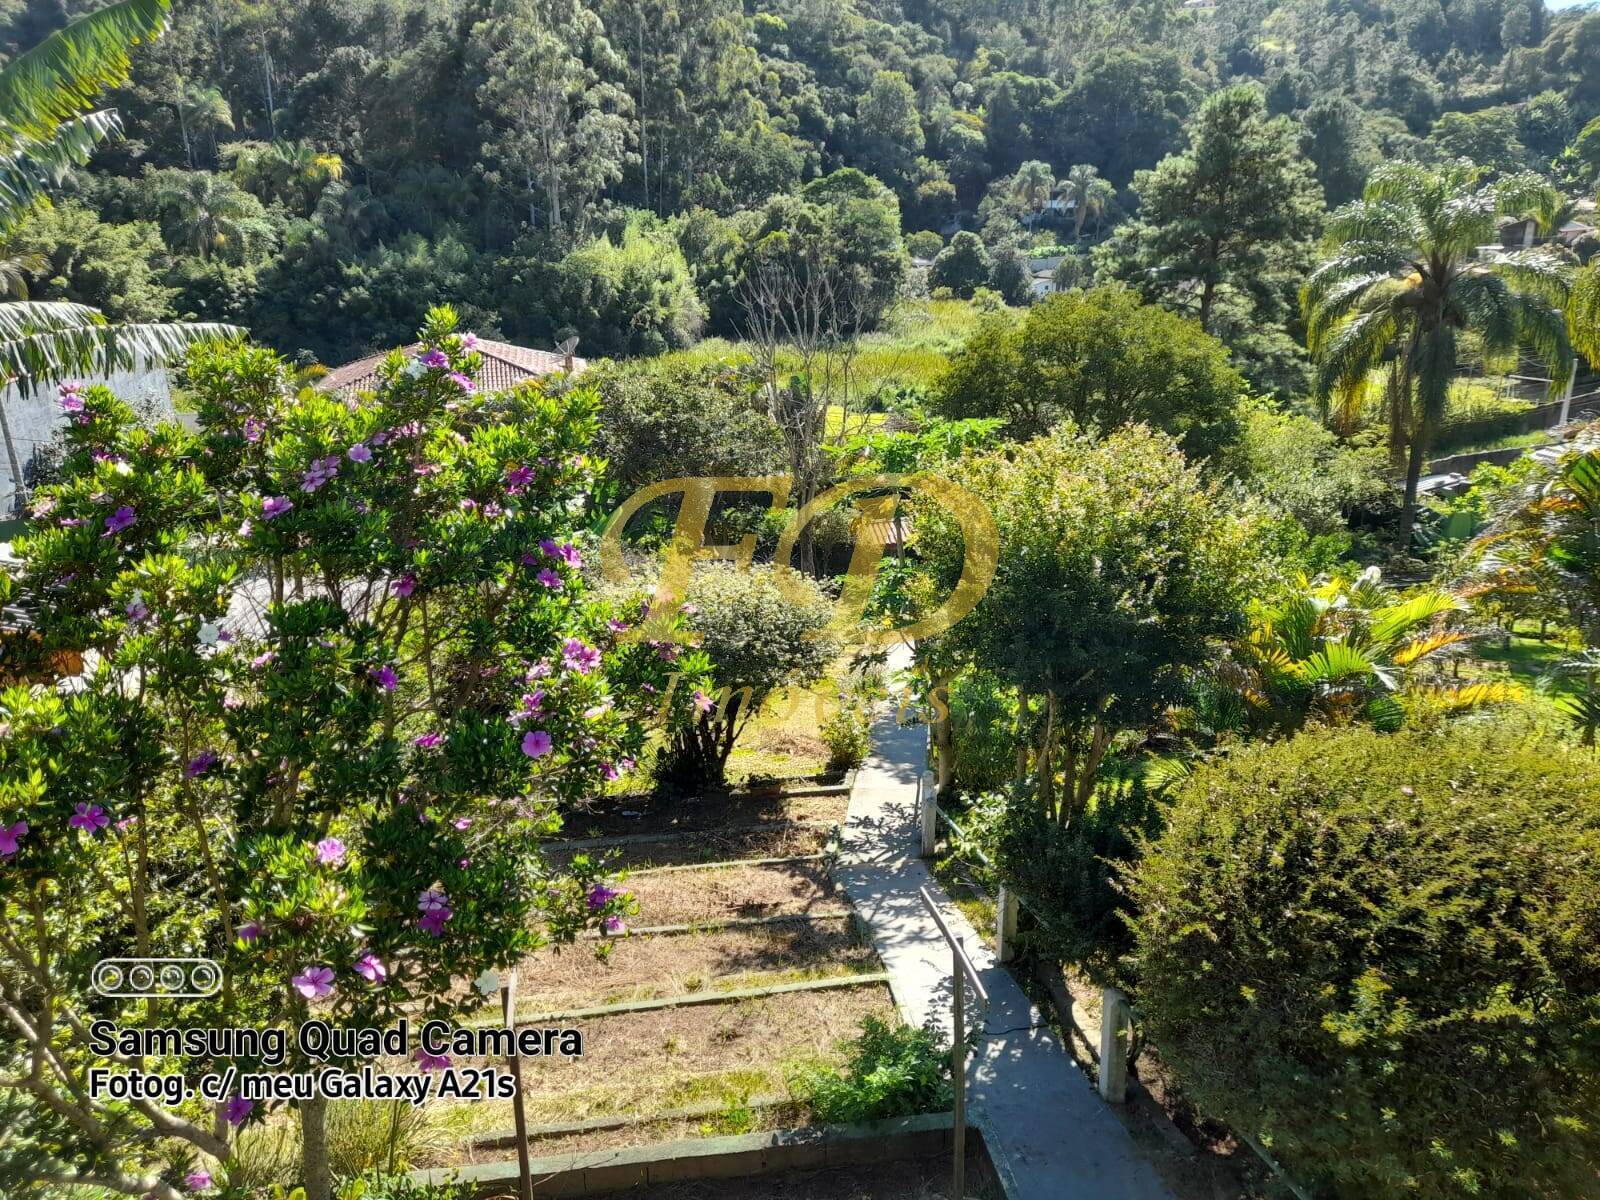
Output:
[{"xmin": 316, "ymin": 339, "xmax": 586, "ymax": 397}]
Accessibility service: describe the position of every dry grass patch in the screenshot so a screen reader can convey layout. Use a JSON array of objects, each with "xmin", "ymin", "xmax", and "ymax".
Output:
[
  {"xmin": 512, "ymin": 919, "xmax": 879, "ymax": 1011},
  {"xmin": 551, "ymin": 824, "xmax": 833, "ymax": 872},
  {"xmin": 555, "ymin": 789, "xmax": 849, "ymax": 843},
  {"xmin": 626, "ymin": 859, "xmax": 845, "ymax": 926}
]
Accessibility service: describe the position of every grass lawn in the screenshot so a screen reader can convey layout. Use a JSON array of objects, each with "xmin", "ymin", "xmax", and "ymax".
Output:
[{"xmin": 1469, "ymin": 632, "xmax": 1584, "ymax": 698}]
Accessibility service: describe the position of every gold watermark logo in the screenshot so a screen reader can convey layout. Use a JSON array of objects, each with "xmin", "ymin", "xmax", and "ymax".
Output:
[{"xmin": 599, "ymin": 473, "xmax": 997, "ymax": 648}]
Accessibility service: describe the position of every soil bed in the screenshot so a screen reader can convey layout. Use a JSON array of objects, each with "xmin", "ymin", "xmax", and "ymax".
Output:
[
  {"xmin": 555, "ymin": 789, "xmax": 849, "ymax": 842},
  {"xmin": 428, "ymin": 982, "xmax": 897, "ymax": 1153},
  {"xmin": 550, "ymin": 825, "xmax": 832, "ymax": 872},
  {"xmin": 513, "ymin": 919, "xmax": 878, "ymax": 1011},
  {"xmin": 624, "ymin": 859, "xmax": 845, "ymax": 926},
  {"xmin": 591, "ymin": 1155, "xmax": 1000, "ymax": 1199}
]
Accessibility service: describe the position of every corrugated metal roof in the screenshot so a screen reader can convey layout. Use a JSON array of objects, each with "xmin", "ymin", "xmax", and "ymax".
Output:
[{"xmin": 316, "ymin": 339, "xmax": 586, "ymax": 397}]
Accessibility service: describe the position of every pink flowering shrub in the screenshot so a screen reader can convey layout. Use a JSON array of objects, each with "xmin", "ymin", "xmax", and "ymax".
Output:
[{"xmin": 0, "ymin": 308, "xmax": 709, "ymax": 1200}]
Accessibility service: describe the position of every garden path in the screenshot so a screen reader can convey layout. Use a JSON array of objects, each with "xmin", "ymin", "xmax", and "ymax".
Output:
[{"xmin": 834, "ymin": 645, "xmax": 1175, "ymax": 1200}]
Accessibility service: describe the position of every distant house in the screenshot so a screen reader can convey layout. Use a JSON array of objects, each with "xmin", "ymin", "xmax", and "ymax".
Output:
[
  {"xmin": 0, "ymin": 363, "xmax": 172, "ymax": 522},
  {"xmin": 316, "ymin": 337, "xmax": 586, "ymax": 399},
  {"xmin": 1497, "ymin": 214, "xmax": 1598, "ymax": 252}
]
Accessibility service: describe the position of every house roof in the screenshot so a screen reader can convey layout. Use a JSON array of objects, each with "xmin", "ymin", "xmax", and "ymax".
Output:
[{"xmin": 316, "ymin": 338, "xmax": 586, "ymax": 397}]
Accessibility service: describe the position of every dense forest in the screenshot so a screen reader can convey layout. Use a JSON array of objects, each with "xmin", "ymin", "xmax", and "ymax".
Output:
[{"xmin": 0, "ymin": 0, "xmax": 1596, "ymax": 373}]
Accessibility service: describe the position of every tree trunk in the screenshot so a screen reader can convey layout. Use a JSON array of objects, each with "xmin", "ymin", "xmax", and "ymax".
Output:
[
  {"xmin": 932, "ymin": 681, "xmax": 954, "ymax": 795},
  {"xmin": 1396, "ymin": 429, "xmax": 1428, "ymax": 554},
  {"xmin": 300, "ymin": 1096, "xmax": 332, "ymax": 1200},
  {"xmin": 1198, "ymin": 277, "xmax": 1216, "ymax": 333}
]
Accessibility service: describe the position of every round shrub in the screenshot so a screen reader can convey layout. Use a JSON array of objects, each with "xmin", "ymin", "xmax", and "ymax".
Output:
[{"xmin": 1127, "ymin": 722, "xmax": 1600, "ymax": 1200}]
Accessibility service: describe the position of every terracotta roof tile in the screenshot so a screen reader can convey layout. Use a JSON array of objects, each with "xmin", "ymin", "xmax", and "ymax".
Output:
[{"xmin": 316, "ymin": 339, "xmax": 586, "ymax": 397}]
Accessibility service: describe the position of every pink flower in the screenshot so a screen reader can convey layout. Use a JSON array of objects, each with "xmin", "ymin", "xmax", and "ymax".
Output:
[
  {"xmin": 291, "ymin": 965, "xmax": 335, "ymax": 1000},
  {"xmin": 462, "ymin": 332, "xmax": 479, "ymax": 349},
  {"xmin": 243, "ymin": 417, "xmax": 264, "ymax": 443},
  {"xmin": 536, "ymin": 568, "xmax": 562, "ymax": 590},
  {"xmin": 521, "ymin": 730, "xmax": 552, "ymax": 758},
  {"xmin": 393, "ymin": 572, "xmax": 417, "ymax": 598},
  {"xmin": 237, "ymin": 922, "xmax": 261, "ymax": 944},
  {"xmin": 103, "ymin": 506, "xmax": 136, "ymax": 537},
  {"xmin": 608, "ymin": 618, "xmax": 629, "ymax": 633},
  {"xmin": 69, "ymin": 803, "xmax": 109, "ymax": 832},
  {"xmin": 587, "ymin": 883, "xmax": 618, "ymax": 911},
  {"xmin": 694, "ymin": 689, "xmax": 714, "ymax": 714},
  {"xmin": 0, "ymin": 820, "xmax": 28, "ymax": 856},
  {"xmin": 353, "ymin": 952, "xmax": 387, "ymax": 983},
  {"xmin": 448, "ymin": 371, "xmax": 475, "ymax": 392},
  {"xmin": 453, "ymin": 817, "xmax": 471, "ymax": 830},
  {"xmin": 223, "ymin": 1096, "xmax": 254, "ymax": 1126},
  {"xmin": 601, "ymin": 762, "xmax": 620, "ymax": 782},
  {"xmin": 251, "ymin": 651, "xmax": 275, "ymax": 669},
  {"xmin": 414, "ymin": 731, "xmax": 442, "ymax": 750},
  {"xmin": 369, "ymin": 665, "xmax": 398, "ymax": 691},
  {"xmin": 414, "ymin": 1048, "xmax": 451, "ymax": 1071},
  {"xmin": 562, "ymin": 638, "xmax": 600, "ymax": 675},
  {"xmin": 419, "ymin": 349, "xmax": 449, "ymax": 369},
  {"xmin": 603, "ymin": 915, "xmax": 626, "ymax": 935},
  {"xmin": 505, "ymin": 464, "xmax": 533, "ymax": 491},
  {"xmin": 314, "ymin": 838, "xmax": 346, "ymax": 866},
  {"xmin": 59, "ymin": 389, "xmax": 85, "ymax": 415},
  {"xmin": 347, "ymin": 443, "xmax": 372, "ymax": 463},
  {"xmin": 418, "ymin": 888, "xmax": 451, "ymax": 914},
  {"xmin": 184, "ymin": 751, "xmax": 220, "ymax": 779},
  {"xmin": 261, "ymin": 495, "xmax": 293, "ymax": 520},
  {"xmin": 125, "ymin": 597, "xmax": 149, "ymax": 622},
  {"xmin": 185, "ymin": 1171, "xmax": 212, "ymax": 1192}
]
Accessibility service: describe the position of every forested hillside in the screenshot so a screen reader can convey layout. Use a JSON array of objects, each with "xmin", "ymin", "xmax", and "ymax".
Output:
[{"xmin": 0, "ymin": 0, "xmax": 1594, "ymax": 367}]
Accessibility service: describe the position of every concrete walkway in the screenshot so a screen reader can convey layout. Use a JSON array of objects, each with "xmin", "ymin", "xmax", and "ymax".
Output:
[{"xmin": 833, "ymin": 653, "xmax": 1175, "ymax": 1200}]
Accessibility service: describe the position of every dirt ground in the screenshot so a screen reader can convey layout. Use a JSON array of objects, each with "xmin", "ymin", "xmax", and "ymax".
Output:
[
  {"xmin": 625, "ymin": 859, "xmax": 847, "ymax": 926},
  {"xmin": 515, "ymin": 919, "xmax": 879, "ymax": 1011},
  {"xmin": 507, "ymin": 984, "xmax": 896, "ymax": 1126},
  {"xmin": 592, "ymin": 1156, "xmax": 1001, "ymax": 1200},
  {"xmin": 550, "ymin": 824, "xmax": 833, "ymax": 872},
  {"xmin": 555, "ymin": 788, "xmax": 850, "ymax": 842}
]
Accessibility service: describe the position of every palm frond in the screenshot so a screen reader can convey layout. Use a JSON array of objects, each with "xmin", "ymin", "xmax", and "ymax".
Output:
[
  {"xmin": 1367, "ymin": 590, "xmax": 1464, "ymax": 647},
  {"xmin": 0, "ymin": 312, "xmax": 241, "ymax": 388},
  {"xmin": 1567, "ymin": 265, "xmax": 1599, "ymax": 370},
  {"xmin": 1487, "ymin": 250, "xmax": 1573, "ymax": 309},
  {"xmin": 0, "ymin": 0, "xmax": 170, "ymax": 148},
  {"xmin": 1391, "ymin": 630, "xmax": 1470, "ymax": 666},
  {"xmin": 1411, "ymin": 681, "xmax": 1525, "ymax": 710},
  {"xmin": 1297, "ymin": 642, "xmax": 1381, "ymax": 688},
  {"xmin": 1312, "ymin": 307, "xmax": 1399, "ymax": 400},
  {"xmin": 0, "ymin": 110, "xmax": 123, "ymax": 233}
]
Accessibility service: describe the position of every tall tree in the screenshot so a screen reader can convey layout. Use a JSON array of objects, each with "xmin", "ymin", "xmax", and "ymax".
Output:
[
  {"xmin": 1304, "ymin": 162, "xmax": 1573, "ymax": 551},
  {"xmin": 1059, "ymin": 162, "xmax": 1113, "ymax": 242},
  {"xmin": 474, "ymin": 0, "xmax": 633, "ymax": 234},
  {"xmin": 1104, "ymin": 86, "xmax": 1323, "ymax": 335},
  {"xmin": 1010, "ymin": 158, "xmax": 1054, "ymax": 233}
]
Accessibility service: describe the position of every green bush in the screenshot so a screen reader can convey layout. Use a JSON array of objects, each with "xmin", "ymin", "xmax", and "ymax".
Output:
[
  {"xmin": 906, "ymin": 229, "xmax": 945, "ymax": 259},
  {"xmin": 790, "ymin": 1016, "xmax": 951, "ymax": 1124},
  {"xmin": 991, "ymin": 772, "xmax": 1162, "ymax": 986},
  {"xmin": 821, "ymin": 700, "xmax": 872, "ymax": 771},
  {"xmin": 947, "ymin": 671, "xmax": 1020, "ymax": 795},
  {"xmin": 1128, "ymin": 722, "xmax": 1600, "ymax": 1199}
]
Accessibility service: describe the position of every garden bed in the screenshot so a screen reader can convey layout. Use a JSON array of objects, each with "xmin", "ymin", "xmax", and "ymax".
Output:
[
  {"xmin": 511, "ymin": 918, "xmax": 879, "ymax": 1011},
  {"xmin": 548, "ymin": 825, "xmax": 834, "ymax": 872},
  {"xmin": 624, "ymin": 859, "xmax": 846, "ymax": 926},
  {"xmin": 553, "ymin": 786, "xmax": 850, "ymax": 842}
]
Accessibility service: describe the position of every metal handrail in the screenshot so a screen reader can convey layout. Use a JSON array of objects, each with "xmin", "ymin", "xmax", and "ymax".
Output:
[{"xmin": 919, "ymin": 885, "xmax": 988, "ymax": 1007}]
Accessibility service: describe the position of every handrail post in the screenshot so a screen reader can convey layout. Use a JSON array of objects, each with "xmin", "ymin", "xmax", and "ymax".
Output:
[
  {"xmin": 1098, "ymin": 986, "xmax": 1131, "ymax": 1104},
  {"xmin": 919, "ymin": 769, "xmax": 938, "ymax": 858},
  {"xmin": 952, "ymin": 937, "xmax": 966, "ymax": 1200},
  {"xmin": 996, "ymin": 886, "xmax": 1019, "ymax": 963}
]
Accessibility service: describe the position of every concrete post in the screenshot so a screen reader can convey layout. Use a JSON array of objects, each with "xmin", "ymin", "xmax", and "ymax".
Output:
[
  {"xmin": 1097, "ymin": 986, "xmax": 1131, "ymax": 1104},
  {"xmin": 919, "ymin": 770, "xmax": 938, "ymax": 858},
  {"xmin": 995, "ymin": 886, "xmax": 1019, "ymax": 962}
]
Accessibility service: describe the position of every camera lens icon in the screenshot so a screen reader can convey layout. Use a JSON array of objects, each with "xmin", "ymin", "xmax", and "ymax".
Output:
[{"xmin": 93, "ymin": 958, "xmax": 222, "ymax": 999}]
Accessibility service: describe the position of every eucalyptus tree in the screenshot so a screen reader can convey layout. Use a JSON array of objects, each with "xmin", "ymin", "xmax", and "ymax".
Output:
[{"xmin": 1304, "ymin": 161, "xmax": 1573, "ymax": 551}]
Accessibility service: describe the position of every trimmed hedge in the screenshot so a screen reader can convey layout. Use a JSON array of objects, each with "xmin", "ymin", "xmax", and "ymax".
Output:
[{"xmin": 1128, "ymin": 723, "xmax": 1600, "ymax": 1199}]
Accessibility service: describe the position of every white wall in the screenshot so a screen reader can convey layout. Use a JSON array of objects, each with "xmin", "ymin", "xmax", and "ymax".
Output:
[{"xmin": 0, "ymin": 367, "xmax": 173, "ymax": 519}]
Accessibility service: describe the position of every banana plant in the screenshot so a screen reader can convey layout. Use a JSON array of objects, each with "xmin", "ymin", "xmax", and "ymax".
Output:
[{"xmin": 1223, "ymin": 568, "xmax": 1517, "ymax": 733}]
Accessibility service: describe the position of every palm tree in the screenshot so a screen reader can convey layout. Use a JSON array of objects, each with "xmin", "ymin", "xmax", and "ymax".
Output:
[
  {"xmin": 0, "ymin": 243, "xmax": 45, "ymax": 300},
  {"xmin": 1011, "ymin": 159, "xmax": 1054, "ymax": 234},
  {"xmin": 0, "ymin": 0, "xmax": 240, "ymax": 500},
  {"xmin": 169, "ymin": 81, "xmax": 232, "ymax": 168},
  {"xmin": 1529, "ymin": 185, "xmax": 1579, "ymax": 240},
  {"xmin": 1304, "ymin": 161, "xmax": 1574, "ymax": 551},
  {"xmin": 1573, "ymin": 264, "xmax": 1600, "ymax": 368},
  {"xmin": 227, "ymin": 138, "xmax": 343, "ymax": 213},
  {"xmin": 1220, "ymin": 568, "xmax": 1514, "ymax": 734},
  {"xmin": 1061, "ymin": 163, "xmax": 1114, "ymax": 242},
  {"xmin": 155, "ymin": 172, "xmax": 255, "ymax": 259}
]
